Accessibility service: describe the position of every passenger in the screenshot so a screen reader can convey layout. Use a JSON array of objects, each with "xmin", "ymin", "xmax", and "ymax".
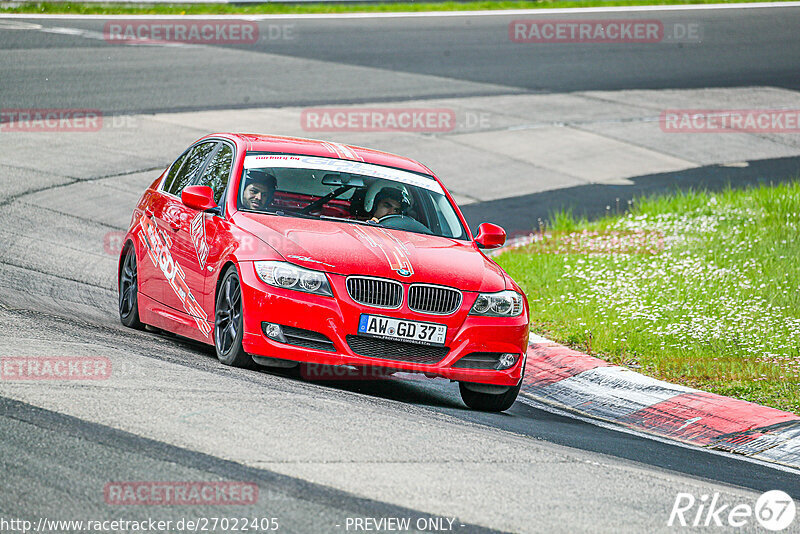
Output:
[{"xmin": 241, "ymin": 169, "xmax": 277, "ymax": 211}]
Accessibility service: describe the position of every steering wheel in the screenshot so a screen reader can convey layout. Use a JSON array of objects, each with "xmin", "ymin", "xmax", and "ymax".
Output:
[
  {"xmin": 375, "ymin": 214, "xmax": 431, "ymax": 234},
  {"xmin": 376, "ymin": 214, "xmax": 406, "ymax": 224}
]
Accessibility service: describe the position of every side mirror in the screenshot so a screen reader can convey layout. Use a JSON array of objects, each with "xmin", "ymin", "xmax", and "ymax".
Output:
[
  {"xmin": 182, "ymin": 185, "xmax": 217, "ymax": 212},
  {"xmin": 474, "ymin": 222, "xmax": 506, "ymax": 249}
]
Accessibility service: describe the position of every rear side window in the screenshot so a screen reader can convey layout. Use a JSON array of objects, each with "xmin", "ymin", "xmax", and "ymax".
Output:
[
  {"xmin": 165, "ymin": 141, "xmax": 217, "ymax": 196},
  {"xmin": 162, "ymin": 149, "xmax": 190, "ymax": 194},
  {"xmin": 196, "ymin": 144, "xmax": 234, "ymax": 204}
]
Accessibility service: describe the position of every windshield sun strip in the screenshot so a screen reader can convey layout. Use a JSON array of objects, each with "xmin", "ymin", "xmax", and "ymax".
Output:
[{"xmin": 242, "ymin": 154, "xmax": 444, "ymax": 195}]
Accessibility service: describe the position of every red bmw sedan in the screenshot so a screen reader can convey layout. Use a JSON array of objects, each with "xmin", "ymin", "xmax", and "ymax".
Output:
[{"xmin": 118, "ymin": 134, "xmax": 529, "ymax": 411}]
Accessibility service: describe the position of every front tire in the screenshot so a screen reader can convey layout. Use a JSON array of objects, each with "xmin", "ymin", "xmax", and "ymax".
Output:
[
  {"xmin": 119, "ymin": 245, "xmax": 144, "ymax": 330},
  {"xmin": 459, "ymin": 382, "xmax": 521, "ymax": 412},
  {"xmin": 214, "ymin": 266, "xmax": 254, "ymax": 368}
]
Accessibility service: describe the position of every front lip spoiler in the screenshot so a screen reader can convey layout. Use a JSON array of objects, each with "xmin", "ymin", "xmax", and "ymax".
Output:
[{"xmin": 243, "ymin": 330, "xmax": 525, "ymax": 386}]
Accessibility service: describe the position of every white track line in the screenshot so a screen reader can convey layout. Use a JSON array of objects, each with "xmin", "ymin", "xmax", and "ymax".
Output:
[{"xmin": 0, "ymin": 2, "xmax": 799, "ymax": 20}]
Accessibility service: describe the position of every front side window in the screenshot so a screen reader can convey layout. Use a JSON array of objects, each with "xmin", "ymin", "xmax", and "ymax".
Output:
[
  {"xmin": 196, "ymin": 144, "xmax": 233, "ymax": 204},
  {"xmin": 239, "ymin": 153, "xmax": 467, "ymax": 240},
  {"xmin": 165, "ymin": 141, "xmax": 217, "ymax": 197}
]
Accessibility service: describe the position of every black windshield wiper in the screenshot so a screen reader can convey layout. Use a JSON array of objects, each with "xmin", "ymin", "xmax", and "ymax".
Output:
[
  {"xmin": 261, "ymin": 210, "xmax": 320, "ymax": 220},
  {"xmin": 318, "ymin": 215, "xmax": 372, "ymax": 225},
  {"xmin": 318, "ymin": 215, "xmax": 435, "ymax": 236}
]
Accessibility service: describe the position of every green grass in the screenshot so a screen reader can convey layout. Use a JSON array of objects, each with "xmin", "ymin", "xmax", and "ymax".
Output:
[
  {"xmin": 496, "ymin": 181, "xmax": 800, "ymax": 414},
  {"xmin": 0, "ymin": 0, "xmax": 792, "ymax": 15}
]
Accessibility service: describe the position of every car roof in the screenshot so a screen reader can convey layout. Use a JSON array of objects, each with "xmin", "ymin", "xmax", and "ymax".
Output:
[{"xmin": 216, "ymin": 133, "xmax": 435, "ymax": 177}]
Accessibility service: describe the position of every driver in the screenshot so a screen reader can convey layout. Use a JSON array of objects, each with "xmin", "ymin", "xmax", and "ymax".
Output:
[
  {"xmin": 368, "ymin": 187, "xmax": 411, "ymax": 223},
  {"xmin": 241, "ymin": 169, "xmax": 277, "ymax": 211}
]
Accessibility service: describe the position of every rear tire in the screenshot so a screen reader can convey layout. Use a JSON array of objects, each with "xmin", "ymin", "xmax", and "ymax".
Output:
[
  {"xmin": 459, "ymin": 382, "xmax": 521, "ymax": 412},
  {"xmin": 214, "ymin": 266, "xmax": 254, "ymax": 368},
  {"xmin": 119, "ymin": 245, "xmax": 144, "ymax": 330}
]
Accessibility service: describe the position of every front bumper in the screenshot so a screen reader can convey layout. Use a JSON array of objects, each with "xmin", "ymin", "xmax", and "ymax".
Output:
[{"xmin": 238, "ymin": 262, "xmax": 528, "ymax": 386}]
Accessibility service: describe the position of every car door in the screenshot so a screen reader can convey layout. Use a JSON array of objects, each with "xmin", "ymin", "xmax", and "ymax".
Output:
[
  {"xmin": 168, "ymin": 141, "xmax": 235, "ymax": 339},
  {"xmin": 140, "ymin": 140, "xmax": 217, "ymax": 340},
  {"xmin": 136, "ymin": 147, "xmax": 190, "ymax": 305}
]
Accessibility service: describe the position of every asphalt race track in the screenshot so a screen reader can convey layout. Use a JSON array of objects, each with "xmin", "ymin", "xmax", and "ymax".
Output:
[
  {"xmin": 1, "ymin": 5, "xmax": 800, "ymax": 533},
  {"xmin": 2, "ymin": 7, "xmax": 800, "ymax": 113}
]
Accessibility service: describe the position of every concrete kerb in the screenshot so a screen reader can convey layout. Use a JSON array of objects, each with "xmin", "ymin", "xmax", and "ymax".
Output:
[
  {"xmin": 488, "ymin": 238, "xmax": 800, "ymax": 470},
  {"xmin": 519, "ymin": 324, "xmax": 800, "ymax": 471}
]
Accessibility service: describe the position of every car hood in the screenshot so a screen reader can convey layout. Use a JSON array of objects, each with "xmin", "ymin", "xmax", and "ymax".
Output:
[{"xmin": 234, "ymin": 213, "xmax": 507, "ymax": 292}]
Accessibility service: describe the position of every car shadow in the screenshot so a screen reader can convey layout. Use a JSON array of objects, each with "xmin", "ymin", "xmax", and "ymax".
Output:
[
  {"xmin": 141, "ymin": 321, "xmax": 478, "ymax": 411},
  {"xmin": 461, "ymin": 155, "xmax": 800, "ymax": 234},
  {"xmin": 274, "ymin": 366, "xmax": 467, "ymax": 410}
]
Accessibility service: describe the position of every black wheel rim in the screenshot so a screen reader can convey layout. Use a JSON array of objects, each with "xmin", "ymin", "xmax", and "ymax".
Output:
[
  {"xmin": 119, "ymin": 249, "xmax": 137, "ymax": 318},
  {"xmin": 215, "ymin": 274, "xmax": 241, "ymax": 355}
]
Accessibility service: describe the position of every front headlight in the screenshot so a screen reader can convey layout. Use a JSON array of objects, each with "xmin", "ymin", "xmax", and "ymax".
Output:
[
  {"xmin": 254, "ymin": 261, "xmax": 333, "ymax": 297},
  {"xmin": 469, "ymin": 290, "xmax": 524, "ymax": 317}
]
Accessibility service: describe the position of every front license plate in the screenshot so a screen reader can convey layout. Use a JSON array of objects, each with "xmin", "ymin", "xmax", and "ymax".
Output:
[{"xmin": 358, "ymin": 315, "xmax": 447, "ymax": 346}]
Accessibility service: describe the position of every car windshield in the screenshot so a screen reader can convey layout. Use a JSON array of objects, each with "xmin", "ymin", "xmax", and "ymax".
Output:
[{"xmin": 238, "ymin": 153, "xmax": 468, "ymax": 240}]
